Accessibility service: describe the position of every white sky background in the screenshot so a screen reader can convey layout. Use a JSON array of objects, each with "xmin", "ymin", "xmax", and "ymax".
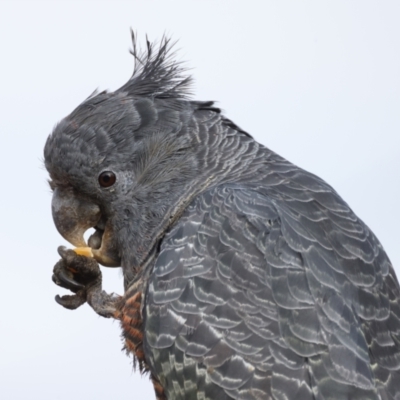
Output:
[{"xmin": 0, "ymin": 1, "xmax": 399, "ymax": 399}]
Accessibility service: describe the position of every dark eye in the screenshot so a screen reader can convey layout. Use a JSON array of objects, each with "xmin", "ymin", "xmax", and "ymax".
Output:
[{"xmin": 98, "ymin": 171, "xmax": 116, "ymax": 188}]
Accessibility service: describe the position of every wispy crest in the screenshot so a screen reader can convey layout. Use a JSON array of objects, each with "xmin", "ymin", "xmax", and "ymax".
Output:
[{"xmin": 119, "ymin": 30, "xmax": 193, "ymax": 100}]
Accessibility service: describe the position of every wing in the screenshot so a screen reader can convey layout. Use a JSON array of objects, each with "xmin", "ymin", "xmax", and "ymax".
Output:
[{"xmin": 143, "ymin": 181, "xmax": 400, "ymax": 400}]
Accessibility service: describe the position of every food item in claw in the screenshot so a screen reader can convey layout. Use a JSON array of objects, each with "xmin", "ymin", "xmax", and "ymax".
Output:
[{"xmin": 74, "ymin": 247, "xmax": 93, "ymax": 257}]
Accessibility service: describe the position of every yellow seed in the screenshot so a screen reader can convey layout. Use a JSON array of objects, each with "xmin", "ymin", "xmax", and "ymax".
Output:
[{"xmin": 74, "ymin": 247, "xmax": 93, "ymax": 257}]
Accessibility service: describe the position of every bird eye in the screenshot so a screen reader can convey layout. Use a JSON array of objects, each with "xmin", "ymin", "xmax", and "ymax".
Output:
[{"xmin": 98, "ymin": 171, "xmax": 116, "ymax": 188}]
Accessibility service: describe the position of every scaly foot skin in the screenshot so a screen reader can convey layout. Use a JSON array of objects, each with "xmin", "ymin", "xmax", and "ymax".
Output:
[{"xmin": 52, "ymin": 246, "xmax": 121, "ymax": 318}]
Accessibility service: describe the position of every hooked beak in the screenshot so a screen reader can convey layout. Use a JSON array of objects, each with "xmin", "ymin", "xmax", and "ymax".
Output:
[{"xmin": 51, "ymin": 187, "xmax": 121, "ymax": 267}]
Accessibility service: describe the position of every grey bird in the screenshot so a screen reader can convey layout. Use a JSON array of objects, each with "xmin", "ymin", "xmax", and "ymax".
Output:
[{"xmin": 44, "ymin": 33, "xmax": 400, "ymax": 400}]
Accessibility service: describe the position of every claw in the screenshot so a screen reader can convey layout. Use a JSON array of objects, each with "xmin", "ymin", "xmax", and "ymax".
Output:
[
  {"xmin": 58, "ymin": 246, "xmax": 79, "ymax": 266},
  {"xmin": 57, "ymin": 245, "xmax": 68, "ymax": 258},
  {"xmin": 55, "ymin": 292, "xmax": 86, "ymax": 310},
  {"xmin": 52, "ymin": 274, "xmax": 62, "ymax": 286},
  {"xmin": 58, "ymin": 269, "xmax": 85, "ymax": 291}
]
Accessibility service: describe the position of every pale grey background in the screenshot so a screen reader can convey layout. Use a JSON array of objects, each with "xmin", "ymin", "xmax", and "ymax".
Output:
[{"xmin": 0, "ymin": 1, "xmax": 399, "ymax": 399}]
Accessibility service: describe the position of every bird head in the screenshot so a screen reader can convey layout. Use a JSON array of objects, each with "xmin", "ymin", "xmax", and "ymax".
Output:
[{"xmin": 44, "ymin": 34, "xmax": 202, "ymax": 281}]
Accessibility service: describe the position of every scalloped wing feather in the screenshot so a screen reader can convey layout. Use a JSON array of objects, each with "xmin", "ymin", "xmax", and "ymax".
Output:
[{"xmin": 144, "ymin": 182, "xmax": 400, "ymax": 399}]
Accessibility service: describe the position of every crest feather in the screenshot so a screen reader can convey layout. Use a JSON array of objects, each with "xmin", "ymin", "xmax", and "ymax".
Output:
[{"xmin": 119, "ymin": 30, "xmax": 193, "ymax": 99}]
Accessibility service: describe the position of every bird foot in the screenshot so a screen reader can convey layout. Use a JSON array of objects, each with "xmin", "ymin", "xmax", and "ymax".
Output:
[{"xmin": 52, "ymin": 246, "xmax": 121, "ymax": 318}]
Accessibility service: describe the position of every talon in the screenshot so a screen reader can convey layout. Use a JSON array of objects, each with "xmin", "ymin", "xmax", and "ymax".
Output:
[
  {"xmin": 58, "ymin": 269, "xmax": 85, "ymax": 291},
  {"xmin": 55, "ymin": 292, "xmax": 86, "ymax": 310},
  {"xmin": 52, "ymin": 274, "xmax": 61, "ymax": 286},
  {"xmin": 57, "ymin": 246, "xmax": 68, "ymax": 258},
  {"xmin": 57, "ymin": 246, "xmax": 79, "ymax": 266}
]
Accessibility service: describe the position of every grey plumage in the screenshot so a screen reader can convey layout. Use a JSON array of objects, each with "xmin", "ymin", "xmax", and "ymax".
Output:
[{"xmin": 45, "ymin": 33, "xmax": 400, "ymax": 400}]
